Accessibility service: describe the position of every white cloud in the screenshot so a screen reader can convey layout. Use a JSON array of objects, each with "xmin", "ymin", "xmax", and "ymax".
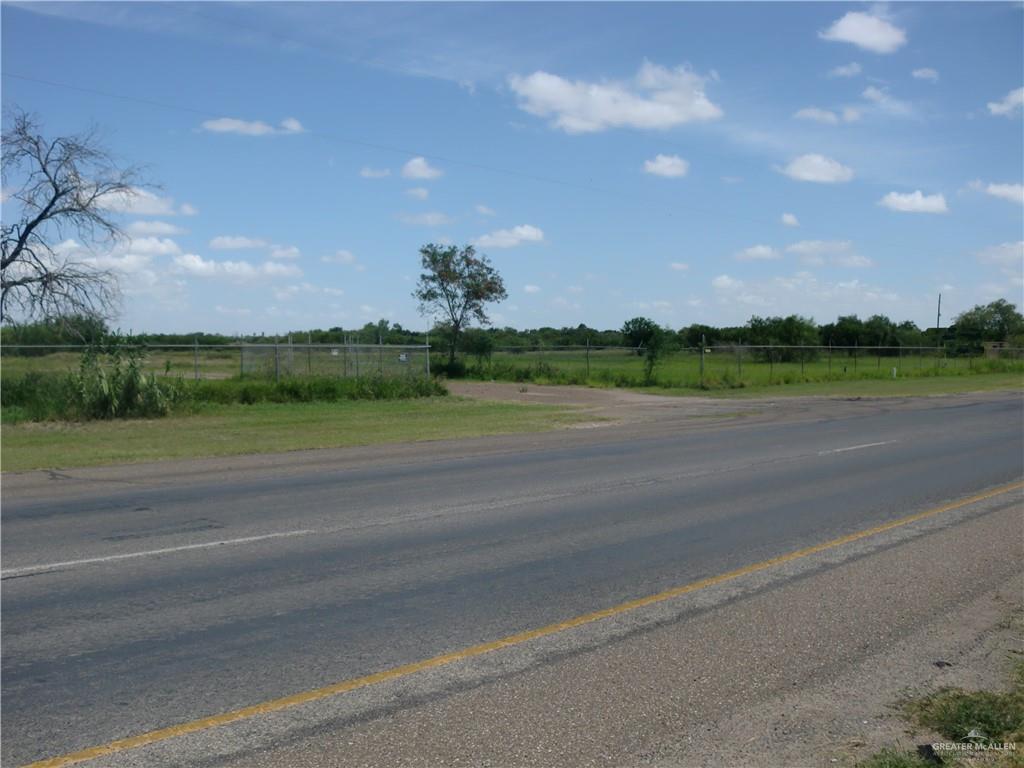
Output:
[
  {"xmin": 829, "ymin": 62, "xmax": 862, "ymax": 78},
  {"xmin": 976, "ymin": 241, "xmax": 1024, "ymax": 267},
  {"xmin": 215, "ymin": 305, "xmax": 252, "ymax": 317},
  {"xmin": 507, "ymin": 60, "xmax": 723, "ymax": 134},
  {"xmin": 523, "ymin": 284, "xmax": 541, "ymax": 294},
  {"xmin": 987, "ymin": 87, "xmax": 1024, "ymax": 117},
  {"xmin": 321, "ymin": 249, "xmax": 357, "ymax": 265},
  {"xmin": 669, "ymin": 262, "xmax": 689, "ymax": 271},
  {"xmin": 360, "ymin": 167, "xmax": 391, "ymax": 178},
  {"xmin": 820, "ymin": 11, "xmax": 907, "ymax": 54},
  {"xmin": 643, "ymin": 154, "xmax": 689, "ymax": 177},
  {"xmin": 98, "ymin": 187, "xmax": 178, "ymax": 216},
  {"xmin": 398, "ymin": 212, "xmax": 451, "ymax": 227},
  {"xmin": 861, "ymin": 85, "xmax": 913, "ymax": 117},
  {"xmin": 475, "ymin": 204, "xmax": 496, "ymax": 216},
  {"xmin": 711, "ymin": 274, "xmax": 741, "ymax": 290},
  {"xmin": 834, "ymin": 253, "xmax": 874, "ymax": 268},
  {"xmin": 567, "ymin": 285, "xmax": 584, "ymax": 293},
  {"xmin": 794, "ymin": 106, "xmax": 861, "ymax": 125},
  {"xmin": 172, "ymin": 253, "xmax": 302, "ymax": 280},
  {"xmin": 736, "ymin": 244, "xmax": 780, "ymax": 261},
  {"xmin": 209, "ymin": 235, "xmax": 268, "ymax": 250},
  {"xmin": 273, "ymin": 282, "xmax": 331, "ymax": 302},
  {"xmin": 794, "ymin": 107, "xmax": 839, "ymax": 125},
  {"xmin": 713, "ymin": 270, "xmax": 900, "ymax": 313},
  {"xmin": 405, "ymin": 187, "xmax": 429, "ymax": 200},
  {"xmin": 179, "ymin": 203, "xmax": 199, "ymax": 216},
  {"xmin": 984, "ymin": 183, "xmax": 1024, "ymax": 206},
  {"xmin": 780, "ymin": 154, "xmax": 854, "ymax": 183},
  {"xmin": 781, "ymin": 213, "xmax": 800, "ymax": 227},
  {"xmin": 474, "ymin": 224, "xmax": 545, "ymax": 249},
  {"xmin": 878, "ymin": 190, "xmax": 949, "ymax": 213},
  {"xmin": 912, "ymin": 68, "xmax": 939, "ymax": 82},
  {"xmin": 127, "ymin": 220, "xmax": 184, "ymax": 236},
  {"xmin": 269, "ymin": 245, "xmax": 301, "ymax": 260},
  {"xmin": 199, "ymin": 117, "xmax": 305, "ymax": 136},
  {"xmin": 785, "ymin": 240, "xmax": 871, "ymax": 267},
  {"xmin": 126, "ymin": 237, "xmax": 181, "ymax": 256},
  {"xmin": 976, "ymin": 242, "xmax": 1023, "ymax": 292},
  {"xmin": 401, "ymin": 157, "xmax": 443, "ymax": 179}
]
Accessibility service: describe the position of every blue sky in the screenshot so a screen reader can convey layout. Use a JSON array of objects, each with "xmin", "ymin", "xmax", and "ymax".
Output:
[{"xmin": 2, "ymin": 2, "xmax": 1022, "ymax": 334}]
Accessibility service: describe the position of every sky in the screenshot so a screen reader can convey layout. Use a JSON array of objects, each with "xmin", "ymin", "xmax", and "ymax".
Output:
[{"xmin": 1, "ymin": 1, "xmax": 1022, "ymax": 335}]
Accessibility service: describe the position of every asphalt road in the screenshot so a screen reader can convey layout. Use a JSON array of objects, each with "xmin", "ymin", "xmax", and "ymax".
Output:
[{"xmin": 2, "ymin": 393, "xmax": 1022, "ymax": 767}]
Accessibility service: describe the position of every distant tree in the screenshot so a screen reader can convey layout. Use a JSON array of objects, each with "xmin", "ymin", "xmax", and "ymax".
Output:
[
  {"xmin": 680, "ymin": 323, "xmax": 717, "ymax": 349},
  {"xmin": 1, "ymin": 109, "xmax": 144, "ymax": 323},
  {"xmin": 413, "ymin": 243, "xmax": 507, "ymax": 365},
  {"xmin": 459, "ymin": 327, "xmax": 494, "ymax": 366},
  {"xmin": 642, "ymin": 324, "xmax": 677, "ymax": 384},
  {"xmin": 953, "ymin": 300, "xmax": 1024, "ymax": 349},
  {"xmin": 621, "ymin": 316, "xmax": 659, "ymax": 354}
]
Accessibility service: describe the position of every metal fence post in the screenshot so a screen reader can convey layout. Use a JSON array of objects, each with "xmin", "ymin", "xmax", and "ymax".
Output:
[
  {"xmin": 586, "ymin": 337, "xmax": 591, "ymax": 379},
  {"xmin": 239, "ymin": 342, "xmax": 244, "ymax": 379},
  {"xmin": 425, "ymin": 332, "xmax": 430, "ymax": 378},
  {"xmin": 699, "ymin": 334, "xmax": 705, "ymax": 388},
  {"xmin": 828, "ymin": 341, "xmax": 832, "ymax": 378},
  {"xmin": 193, "ymin": 337, "xmax": 199, "ymax": 381},
  {"xmin": 307, "ymin": 333, "xmax": 312, "ymax": 375},
  {"xmin": 853, "ymin": 342, "xmax": 858, "ymax": 373},
  {"xmin": 274, "ymin": 343, "xmax": 280, "ymax": 383},
  {"xmin": 768, "ymin": 344, "xmax": 774, "ymax": 383},
  {"xmin": 737, "ymin": 345, "xmax": 742, "ymax": 379}
]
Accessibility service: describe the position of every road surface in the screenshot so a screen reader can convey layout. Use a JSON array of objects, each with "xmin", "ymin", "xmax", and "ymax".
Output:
[{"xmin": 2, "ymin": 391, "xmax": 1022, "ymax": 767}]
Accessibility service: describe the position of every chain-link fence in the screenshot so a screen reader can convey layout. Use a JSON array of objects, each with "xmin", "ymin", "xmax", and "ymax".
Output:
[
  {"xmin": 0, "ymin": 343, "xmax": 432, "ymax": 381},
  {"xmin": 481, "ymin": 344, "xmax": 1024, "ymax": 387}
]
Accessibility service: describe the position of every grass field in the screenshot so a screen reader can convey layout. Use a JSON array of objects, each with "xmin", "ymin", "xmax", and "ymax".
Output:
[
  {"xmin": 634, "ymin": 371, "xmax": 1024, "ymax": 399},
  {"xmin": 0, "ymin": 398, "xmax": 589, "ymax": 472},
  {"xmin": 481, "ymin": 347, "xmax": 1024, "ymax": 389}
]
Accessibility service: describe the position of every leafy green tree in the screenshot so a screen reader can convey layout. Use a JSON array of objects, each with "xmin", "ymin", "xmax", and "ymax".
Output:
[
  {"xmin": 621, "ymin": 317, "xmax": 659, "ymax": 354},
  {"xmin": 413, "ymin": 243, "xmax": 507, "ymax": 365},
  {"xmin": 953, "ymin": 300, "xmax": 1024, "ymax": 348}
]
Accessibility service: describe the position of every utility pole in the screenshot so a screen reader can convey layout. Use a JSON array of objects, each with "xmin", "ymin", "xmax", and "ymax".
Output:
[{"xmin": 936, "ymin": 293, "xmax": 942, "ymax": 367}]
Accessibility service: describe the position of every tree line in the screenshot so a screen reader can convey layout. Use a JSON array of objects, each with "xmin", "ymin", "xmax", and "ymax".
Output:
[{"xmin": 4, "ymin": 300, "xmax": 1021, "ymax": 357}]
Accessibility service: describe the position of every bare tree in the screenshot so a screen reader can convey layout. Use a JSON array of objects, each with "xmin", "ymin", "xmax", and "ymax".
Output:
[{"xmin": 1, "ymin": 109, "xmax": 143, "ymax": 322}]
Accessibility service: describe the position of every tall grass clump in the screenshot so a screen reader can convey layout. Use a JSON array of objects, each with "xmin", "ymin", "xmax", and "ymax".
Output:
[{"xmin": 69, "ymin": 343, "xmax": 182, "ymax": 419}]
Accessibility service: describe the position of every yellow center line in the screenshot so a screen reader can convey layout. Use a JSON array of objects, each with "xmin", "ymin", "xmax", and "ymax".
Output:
[{"xmin": 23, "ymin": 480, "xmax": 1024, "ymax": 768}]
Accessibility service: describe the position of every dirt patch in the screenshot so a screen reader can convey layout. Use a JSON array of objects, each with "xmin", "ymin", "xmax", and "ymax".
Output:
[{"xmin": 445, "ymin": 380, "xmax": 762, "ymax": 425}]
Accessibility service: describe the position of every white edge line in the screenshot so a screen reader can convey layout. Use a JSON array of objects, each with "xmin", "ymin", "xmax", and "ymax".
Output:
[
  {"xmin": 1, "ymin": 529, "xmax": 316, "ymax": 578},
  {"xmin": 818, "ymin": 440, "xmax": 897, "ymax": 456}
]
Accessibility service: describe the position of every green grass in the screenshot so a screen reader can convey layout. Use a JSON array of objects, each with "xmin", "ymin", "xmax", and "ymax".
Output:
[
  {"xmin": 470, "ymin": 348, "xmax": 1024, "ymax": 391},
  {"xmin": 904, "ymin": 685, "xmax": 1024, "ymax": 744},
  {"xmin": 632, "ymin": 371, "xmax": 1024, "ymax": 399},
  {"xmin": 857, "ymin": 660, "xmax": 1024, "ymax": 768},
  {"xmin": 0, "ymin": 398, "xmax": 588, "ymax": 471}
]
